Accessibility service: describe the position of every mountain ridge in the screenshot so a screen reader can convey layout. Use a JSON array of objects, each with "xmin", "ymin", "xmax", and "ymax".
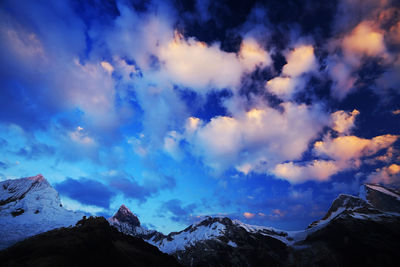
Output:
[{"xmin": 1, "ymin": 175, "xmax": 399, "ymax": 266}]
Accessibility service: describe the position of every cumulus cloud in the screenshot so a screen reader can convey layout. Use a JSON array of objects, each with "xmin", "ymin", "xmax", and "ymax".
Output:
[
  {"xmin": 186, "ymin": 102, "xmax": 327, "ymax": 174},
  {"xmin": 367, "ymin": 164, "xmax": 400, "ymax": 186},
  {"xmin": 159, "ymin": 32, "xmax": 271, "ymax": 91},
  {"xmin": 272, "ymin": 160, "xmax": 340, "ymax": 184},
  {"xmin": 282, "ymin": 45, "xmax": 318, "ymax": 77},
  {"xmin": 266, "ymin": 45, "xmax": 317, "ymax": 100},
  {"xmin": 327, "ymin": 2, "xmax": 400, "ymax": 99},
  {"xmin": 342, "ymin": 21, "xmax": 386, "ymax": 59},
  {"xmin": 314, "ymin": 134, "xmax": 398, "ymax": 161},
  {"xmin": 331, "ymin": 109, "xmax": 360, "ymax": 135}
]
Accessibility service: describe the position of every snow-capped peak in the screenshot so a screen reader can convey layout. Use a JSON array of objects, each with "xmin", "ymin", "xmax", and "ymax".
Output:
[
  {"xmin": 27, "ymin": 174, "xmax": 47, "ymax": 183},
  {"xmin": 0, "ymin": 175, "xmax": 84, "ymax": 250}
]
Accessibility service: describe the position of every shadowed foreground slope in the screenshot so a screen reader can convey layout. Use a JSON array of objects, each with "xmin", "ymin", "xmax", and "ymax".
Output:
[{"xmin": 0, "ymin": 216, "xmax": 180, "ymax": 267}]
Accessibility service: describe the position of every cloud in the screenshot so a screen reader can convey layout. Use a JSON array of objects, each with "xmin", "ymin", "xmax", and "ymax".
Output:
[
  {"xmin": 331, "ymin": 109, "xmax": 360, "ymax": 135},
  {"xmin": 55, "ymin": 177, "xmax": 116, "ymax": 209},
  {"xmin": 160, "ymin": 199, "xmax": 197, "ymax": 223},
  {"xmin": 0, "ymin": 2, "xmax": 135, "ymax": 145},
  {"xmin": 108, "ymin": 172, "xmax": 176, "ymax": 203},
  {"xmin": 158, "ymin": 32, "xmax": 271, "ymax": 91},
  {"xmin": 367, "ymin": 164, "xmax": 400, "ymax": 186},
  {"xmin": 163, "ymin": 131, "xmax": 183, "ymax": 160},
  {"xmin": 69, "ymin": 126, "xmax": 96, "ymax": 146},
  {"xmin": 342, "ymin": 21, "xmax": 386, "ymax": 59},
  {"xmin": 272, "ymin": 106, "xmax": 398, "ymax": 184},
  {"xmin": 243, "ymin": 212, "xmax": 255, "ymax": 219},
  {"xmin": 314, "ymin": 134, "xmax": 398, "ymax": 161},
  {"xmin": 266, "ymin": 44, "xmax": 317, "ymax": 100},
  {"xmin": 282, "ymin": 45, "xmax": 318, "ymax": 77},
  {"xmin": 187, "ymin": 102, "xmax": 327, "ymax": 174},
  {"xmin": 272, "ymin": 160, "xmax": 340, "ymax": 184}
]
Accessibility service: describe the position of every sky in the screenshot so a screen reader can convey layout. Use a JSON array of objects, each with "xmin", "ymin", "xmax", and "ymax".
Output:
[{"xmin": 0, "ymin": 0, "xmax": 399, "ymax": 234}]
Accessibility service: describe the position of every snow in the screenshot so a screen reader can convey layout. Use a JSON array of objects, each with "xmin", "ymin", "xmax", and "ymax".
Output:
[
  {"xmin": 0, "ymin": 175, "xmax": 84, "ymax": 250},
  {"xmin": 152, "ymin": 222, "xmax": 226, "ymax": 254},
  {"xmin": 366, "ymin": 184, "xmax": 400, "ymax": 201}
]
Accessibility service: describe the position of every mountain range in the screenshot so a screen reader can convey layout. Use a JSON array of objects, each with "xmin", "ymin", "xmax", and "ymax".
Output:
[{"xmin": 1, "ymin": 175, "xmax": 400, "ymax": 266}]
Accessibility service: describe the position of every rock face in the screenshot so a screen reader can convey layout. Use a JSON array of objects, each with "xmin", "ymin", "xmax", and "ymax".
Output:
[
  {"xmin": 0, "ymin": 216, "xmax": 180, "ymax": 267},
  {"xmin": 0, "ymin": 175, "xmax": 84, "ymax": 250},
  {"xmin": 363, "ymin": 183, "xmax": 400, "ymax": 213}
]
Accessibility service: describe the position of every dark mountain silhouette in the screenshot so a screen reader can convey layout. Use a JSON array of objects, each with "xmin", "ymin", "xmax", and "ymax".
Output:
[{"xmin": 0, "ymin": 216, "xmax": 180, "ymax": 267}]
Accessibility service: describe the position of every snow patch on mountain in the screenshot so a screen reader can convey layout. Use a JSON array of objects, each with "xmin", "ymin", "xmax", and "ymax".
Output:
[
  {"xmin": 151, "ymin": 221, "xmax": 226, "ymax": 253},
  {"xmin": 0, "ymin": 175, "xmax": 84, "ymax": 250},
  {"xmin": 365, "ymin": 184, "xmax": 400, "ymax": 201}
]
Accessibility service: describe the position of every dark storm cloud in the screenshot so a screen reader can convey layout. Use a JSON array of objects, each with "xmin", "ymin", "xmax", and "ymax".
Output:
[
  {"xmin": 159, "ymin": 199, "xmax": 197, "ymax": 223},
  {"xmin": 55, "ymin": 177, "xmax": 116, "ymax": 208},
  {"xmin": 108, "ymin": 173, "xmax": 176, "ymax": 203}
]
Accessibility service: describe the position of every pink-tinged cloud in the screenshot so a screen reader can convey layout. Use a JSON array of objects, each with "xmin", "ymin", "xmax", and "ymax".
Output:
[
  {"xmin": 243, "ymin": 212, "xmax": 256, "ymax": 219},
  {"xmin": 367, "ymin": 164, "xmax": 400, "ymax": 185},
  {"xmin": 265, "ymin": 44, "xmax": 317, "ymax": 100},
  {"xmin": 331, "ymin": 109, "xmax": 360, "ymax": 135},
  {"xmin": 272, "ymin": 209, "xmax": 286, "ymax": 218},
  {"xmin": 282, "ymin": 45, "xmax": 317, "ymax": 77},
  {"xmin": 342, "ymin": 21, "xmax": 386, "ymax": 58},
  {"xmin": 158, "ymin": 32, "xmax": 271, "ymax": 91},
  {"xmin": 189, "ymin": 102, "xmax": 327, "ymax": 174},
  {"xmin": 272, "ymin": 160, "xmax": 340, "ymax": 184},
  {"xmin": 314, "ymin": 134, "xmax": 398, "ymax": 161}
]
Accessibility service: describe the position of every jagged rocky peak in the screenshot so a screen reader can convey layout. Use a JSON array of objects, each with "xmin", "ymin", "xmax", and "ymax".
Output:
[{"xmin": 112, "ymin": 204, "xmax": 140, "ymax": 227}]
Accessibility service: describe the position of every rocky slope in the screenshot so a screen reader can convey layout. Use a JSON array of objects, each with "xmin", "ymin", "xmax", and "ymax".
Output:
[
  {"xmin": 0, "ymin": 174, "xmax": 84, "ymax": 250},
  {"xmin": 0, "ymin": 216, "xmax": 180, "ymax": 267}
]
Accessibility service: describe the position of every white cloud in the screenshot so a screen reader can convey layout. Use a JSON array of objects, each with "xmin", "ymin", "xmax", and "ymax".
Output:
[
  {"xmin": 314, "ymin": 134, "xmax": 398, "ymax": 161},
  {"xmin": 187, "ymin": 102, "xmax": 327, "ymax": 174},
  {"xmin": 158, "ymin": 32, "xmax": 271, "ymax": 91},
  {"xmin": 331, "ymin": 109, "xmax": 360, "ymax": 135},
  {"xmin": 272, "ymin": 160, "xmax": 340, "ymax": 184},
  {"xmin": 282, "ymin": 45, "xmax": 318, "ymax": 77},
  {"xmin": 265, "ymin": 44, "xmax": 317, "ymax": 100},
  {"xmin": 367, "ymin": 164, "xmax": 400, "ymax": 185}
]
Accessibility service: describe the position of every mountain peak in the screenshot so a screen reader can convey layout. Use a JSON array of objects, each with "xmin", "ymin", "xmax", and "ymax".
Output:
[
  {"xmin": 362, "ymin": 183, "xmax": 400, "ymax": 213},
  {"xmin": 27, "ymin": 174, "xmax": 46, "ymax": 183},
  {"xmin": 112, "ymin": 204, "xmax": 140, "ymax": 227}
]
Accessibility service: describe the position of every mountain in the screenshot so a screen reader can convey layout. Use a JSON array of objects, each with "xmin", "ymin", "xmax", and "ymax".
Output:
[
  {"xmin": 291, "ymin": 184, "xmax": 400, "ymax": 267},
  {"xmin": 0, "ymin": 216, "xmax": 180, "ymax": 267},
  {"xmin": 0, "ymin": 174, "xmax": 84, "ymax": 250},
  {"xmin": 108, "ymin": 204, "xmax": 166, "ymax": 241},
  {"xmin": 111, "ymin": 184, "xmax": 400, "ymax": 267},
  {"xmin": 1, "ymin": 175, "xmax": 399, "ymax": 266}
]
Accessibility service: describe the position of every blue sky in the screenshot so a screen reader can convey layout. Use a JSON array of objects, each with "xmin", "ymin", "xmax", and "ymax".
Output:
[{"xmin": 0, "ymin": 0, "xmax": 399, "ymax": 234}]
